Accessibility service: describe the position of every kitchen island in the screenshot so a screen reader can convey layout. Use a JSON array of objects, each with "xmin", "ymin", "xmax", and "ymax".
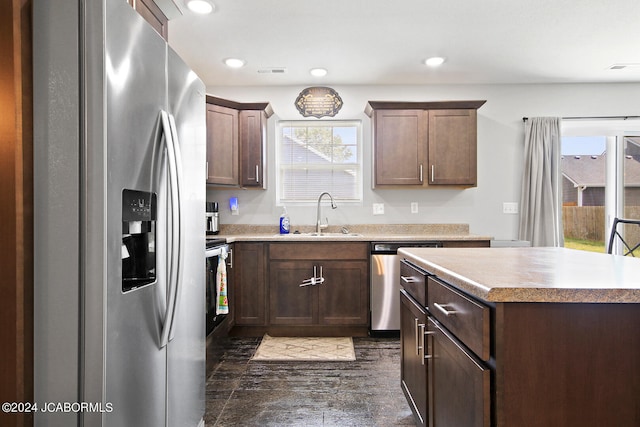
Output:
[{"xmin": 398, "ymin": 247, "xmax": 640, "ymax": 427}]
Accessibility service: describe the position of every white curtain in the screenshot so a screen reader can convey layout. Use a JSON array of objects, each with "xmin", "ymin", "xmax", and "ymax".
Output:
[{"xmin": 518, "ymin": 117, "xmax": 564, "ymax": 247}]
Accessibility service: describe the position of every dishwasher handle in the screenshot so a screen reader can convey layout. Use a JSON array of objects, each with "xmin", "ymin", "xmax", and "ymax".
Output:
[{"xmin": 371, "ymin": 241, "xmax": 442, "ymax": 254}]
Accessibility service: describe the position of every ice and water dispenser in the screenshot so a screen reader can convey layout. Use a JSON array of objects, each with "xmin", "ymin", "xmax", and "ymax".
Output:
[{"xmin": 122, "ymin": 189, "xmax": 157, "ymax": 292}]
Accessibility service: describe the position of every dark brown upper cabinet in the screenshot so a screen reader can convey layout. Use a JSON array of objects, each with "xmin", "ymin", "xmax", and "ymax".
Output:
[
  {"xmin": 206, "ymin": 103, "xmax": 239, "ymax": 185},
  {"xmin": 206, "ymin": 96, "xmax": 273, "ymax": 188},
  {"xmin": 127, "ymin": 0, "xmax": 169, "ymax": 40},
  {"xmin": 365, "ymin": 100, "xmax": 486, "ymax": 188}
]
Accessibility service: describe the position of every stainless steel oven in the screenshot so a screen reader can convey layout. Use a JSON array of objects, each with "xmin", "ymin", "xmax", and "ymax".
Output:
[{"xmin": 206, "ymin": 239, "xmax": 230, "ymax": 336}]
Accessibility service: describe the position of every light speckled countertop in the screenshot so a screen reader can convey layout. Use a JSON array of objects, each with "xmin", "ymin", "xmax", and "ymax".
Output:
[
  {"xmin": 210, "ymin": 223, "xmax": 492, "ymax": 243},
  {"xmin": 399, "ymin": 247, "xmax": 640, "ymax": 303}
]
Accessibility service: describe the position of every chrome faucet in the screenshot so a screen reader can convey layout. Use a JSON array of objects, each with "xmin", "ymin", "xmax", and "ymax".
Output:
[{"xmin": 316, "ymin": 192, "xmax": 337, "ymax": 234}]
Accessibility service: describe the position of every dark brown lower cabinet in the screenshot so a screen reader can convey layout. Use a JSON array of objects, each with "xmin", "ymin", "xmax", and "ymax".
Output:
[
  {"xmin": 428, "ymin": 317, "xmax": 490, "ymax": 427},
  {"xmin": 270, "ymin": 260, "xmax": 368, "ymax": 326},
  {"xmin": 319, "ymin": 261, "xmax": 368, "ymax": 325},
  {"xmin": 400, "ymin": 290, "xmax": 429, "ymax": 427},
  {"xmin": 401, "ymin": 281, "xmax": 489, "ymax": 427},
  {"xmin": 269, "ymin": 261, "xmax": 316, "ymax": 325},
  {"xmin": 233, "ymin": 243, "xmax": 267, "ymax": 325}
]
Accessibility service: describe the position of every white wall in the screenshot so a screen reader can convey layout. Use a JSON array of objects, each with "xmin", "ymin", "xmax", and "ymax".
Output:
[{"xmin": 205, "ymin": 83, "xmax": 638, "ymax": 240}]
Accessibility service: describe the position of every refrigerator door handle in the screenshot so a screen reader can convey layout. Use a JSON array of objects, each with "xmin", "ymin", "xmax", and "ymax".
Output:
[
  {"xmin": 159, "ymin": 110, "xmax": 182, "ymax": 348},
  {"xmin": 167, "ymin": 113, "xmax": 185, "ymax": 342}
]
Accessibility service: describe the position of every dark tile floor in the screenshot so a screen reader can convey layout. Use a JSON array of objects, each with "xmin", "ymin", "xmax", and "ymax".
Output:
[{"xmin": 205, "ymin": 336, "xmax": 416, "ymax": 427}]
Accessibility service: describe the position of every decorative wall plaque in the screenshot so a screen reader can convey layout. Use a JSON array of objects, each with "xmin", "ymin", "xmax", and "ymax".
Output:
[{"xmin": 295, "ymin": 86, "xmax": 343, "ymax": 118}]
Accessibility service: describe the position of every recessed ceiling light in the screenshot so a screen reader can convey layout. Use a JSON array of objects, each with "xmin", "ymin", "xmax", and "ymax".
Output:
[
  {"xmin": 310, "ymin": 68, "xmax": 328, "ymax": 77},
  {"xmin": 224, "ymin": 58, "xmax": 246, "ymax": 69},
  {"xmin": 424, "ymin": 57, "xmax": 445, "ymax": 67},
  {"xmin": 185, "ymin": 0, "xmax": 214, "ymax": 14}
]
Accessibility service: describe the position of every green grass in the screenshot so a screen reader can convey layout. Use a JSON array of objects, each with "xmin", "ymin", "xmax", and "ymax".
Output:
[{"xmin": 563, "ymin": 237, "xmax": 606, "ymax": 253}]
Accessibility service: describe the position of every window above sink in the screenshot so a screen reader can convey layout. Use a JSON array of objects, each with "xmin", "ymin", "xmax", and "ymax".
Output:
[{"xmin": 276, "ymin": 120, "xmax": 363, "ymax": 206}]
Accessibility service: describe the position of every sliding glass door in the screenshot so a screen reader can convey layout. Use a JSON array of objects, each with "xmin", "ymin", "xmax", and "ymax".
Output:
[
  {"xmin": 560, "ymin": 123, "xmax": 640, "ymax": 254},
  {"xmin": 560, "ymin": 136, "xmax": 607, "ymax": 252},
  {"xmin": 621, "ymin": 137, "xmax": 640, "ymax": 253}
]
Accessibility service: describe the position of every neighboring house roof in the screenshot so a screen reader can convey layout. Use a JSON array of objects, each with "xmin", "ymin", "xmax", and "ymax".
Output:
[
  {"xmin": 562, "ymin": 153, "xmax": 640, "ymax": 188},
  {"xmin": 279, "ymin": 134, "xmax": 359, "ymax": 200},
  {"xmin": 281, "ymin": 134, "xmax": 332, "ymax": 164},
  {"xmin": 562, "ymin": 154, "xmax": 606, "ymax": 187},
  {"xmin": 627, "ymin": 137, "xmax": 640, "ymax": 156}
]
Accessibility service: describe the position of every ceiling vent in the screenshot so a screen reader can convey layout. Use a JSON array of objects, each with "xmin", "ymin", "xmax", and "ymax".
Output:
[
  {"xmin": 258, "ymin": 68, "xmax": 287, "ymax": 74},
  {"xmin": 608, "ymin": 63, "xmax": 640, "ymax": 70}
]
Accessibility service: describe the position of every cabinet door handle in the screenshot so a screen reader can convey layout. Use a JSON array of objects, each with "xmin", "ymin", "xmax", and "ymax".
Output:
[
  {"xmin": 255, "ymin": 165, "xmax": 259, "ymax": 184},
  {"xmin": 300, "ymin": 266, "xmax": 316, "ymax": 287},
  {"xmin": 419, "ymin": 325, "xmax": 436, "ymax": 365},
  {"xmin": 414, "ymin": 318, "xmax": 420, "ymax": 356},
  {"xmin": 423, "ymin": 329, "xmax": 435, "ymax": 364},
  {"xmin": 206, "ymin": 161, "xmax": 209, "ymax": 177},
  {"xmin": 300, "ymin": 278, "xmax": 316, "ymax": 287},
  {"xmin": 401, "ymin": 275, "xmax": 418, "ymax": 284},
  {"xmin": 418, "ymin": 323, "xmax": 425, "ymax": 362},
  {"xmin": 431, "ymin": 164, "xmax": 435, "ymax": 182},
  {"xmin": 227, "ymin": 249, "xmax": 233, "ymax": 269},
  {"xmin": 419, "ymin": 164, "xmax": 423, "ymax": 182},
  {"xmin": 299, "ymin": 265, "xmax": 324, "ymax": 287},
  {"xmin": 433, "ymin": 302, "xmax": 458, "ymax": 316}
]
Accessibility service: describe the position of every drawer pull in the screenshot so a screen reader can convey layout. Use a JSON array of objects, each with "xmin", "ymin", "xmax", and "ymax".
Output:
[
  {"xmin": 433, "ymin": 302, "xmax": 458, "ymax": 317},
  {"xmin": 401, "ymin": 275, "xmax": 418, "ymax": 284}
]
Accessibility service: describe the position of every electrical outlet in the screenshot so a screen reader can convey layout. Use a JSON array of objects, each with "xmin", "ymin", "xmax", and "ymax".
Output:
[
  {"xmin": 410, "ymin": 202, "xmax": 419, "ymax": 214},
  {"xmin": 373, "ymin": 203, "xmax": 385, "ymax": 215},
  {"xmin": 503, "ymin": 202, "xmax": 518, "ymax": 214}
]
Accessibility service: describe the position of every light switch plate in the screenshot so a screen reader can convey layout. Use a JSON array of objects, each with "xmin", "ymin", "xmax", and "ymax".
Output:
[
  {"xmin": 503, "ymin": 202, "xmax": 518, "ymax": 214},
  {"xmin": 373, "ymin": 203, "xmax": 385, "ymax": 215},
  {"xmin": 410, "ymin": 202, "xmax": 419, "ymax": 214}
]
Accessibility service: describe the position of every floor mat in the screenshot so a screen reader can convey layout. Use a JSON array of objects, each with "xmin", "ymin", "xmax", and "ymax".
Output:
[{"xmin": 251, "ymin": 334, "xmax": 356, "ymax": 361}]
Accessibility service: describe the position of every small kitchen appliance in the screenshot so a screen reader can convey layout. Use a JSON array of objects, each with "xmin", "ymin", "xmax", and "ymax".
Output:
[{"xmin": 206, "ymin": 201, "xmax": 219, "ymax": 235}]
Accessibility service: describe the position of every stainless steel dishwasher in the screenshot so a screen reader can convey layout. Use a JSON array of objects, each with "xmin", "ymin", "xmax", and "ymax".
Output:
[{"xmin": 370, "ymin": 241, "xmax": 441, "ymax": 335}]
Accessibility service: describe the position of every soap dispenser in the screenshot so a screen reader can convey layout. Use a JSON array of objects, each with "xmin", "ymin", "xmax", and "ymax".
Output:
[{"xmin": 279, "ymin": 206, "xmax": 290, "ymax": 234}]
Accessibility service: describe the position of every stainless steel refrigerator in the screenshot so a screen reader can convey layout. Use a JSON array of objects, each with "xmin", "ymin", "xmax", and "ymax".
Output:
[{"xmin": 33, "ymin": 0, "xmax": 206, "ymax": 426}]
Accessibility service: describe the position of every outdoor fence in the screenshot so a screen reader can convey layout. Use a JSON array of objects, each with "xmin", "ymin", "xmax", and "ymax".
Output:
[{"xmin": 563, "ymin": 206, "xmax": 640, "ymax": 245}]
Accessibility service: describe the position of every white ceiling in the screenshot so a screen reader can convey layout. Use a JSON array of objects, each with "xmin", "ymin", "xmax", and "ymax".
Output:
[{"xmin": 167, "ymin": 0, "xmax": 640, "ymax": 87}]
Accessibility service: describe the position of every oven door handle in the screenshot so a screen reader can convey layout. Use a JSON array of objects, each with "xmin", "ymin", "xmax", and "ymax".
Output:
[{"xmin": 206, "ymin": 245, "xmax": 228, "ymax": 258}]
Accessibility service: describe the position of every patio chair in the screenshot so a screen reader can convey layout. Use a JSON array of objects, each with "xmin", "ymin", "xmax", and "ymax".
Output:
[{"xmin": 607, "ymin": 218, "xmax": 640, "ymax": 256}]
